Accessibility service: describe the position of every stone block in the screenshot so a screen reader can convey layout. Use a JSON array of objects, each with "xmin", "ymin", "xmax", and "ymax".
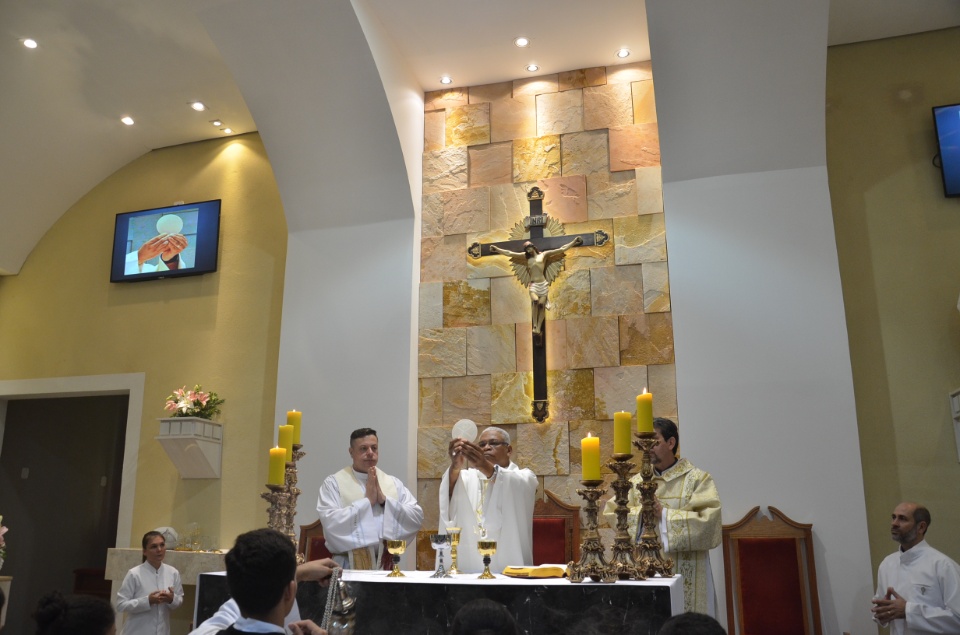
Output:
[
  {"xmin": 587, "ymin": 171, "xmax": 638, "ymax": 220},
  {"xmin": 443, "ymin": 279, "xmax": 491, "ymax": 328},
  {"xmin": 642, "ymin": 261, "xmax": 671, "ymax": 313},
  {"xmin": 419, "ymin": 327, "xmax": 467, "ymax": 377},
  {"xmin": 590, "ymin": 264, "xmax": 645, "ymax": 316},
  {"xmin": 561, "ymin": 219, "xmax": 615, "ymax": 272},
  {"xmin": 566, "ymin": 316, "xmax": 620, "ymax": 369},
  {"xmin": 614, "ymin": 214, "xmax": 666, "ymax": 265},
  {"xmin": 442, "ymin": 187, "xmax": 490, "ymax": 235},
  {"xmin": 561, "ymin": 129, "xmax": 609, "ymax": 176},
  {"xmin": 558, "ymin": 67, "xmax": 606, "ymax": 91},
  {"xmin": 419, "ymin": 281, "xmax": 442, "ymax": 330},
  {"xmin": 548, "ymin": 369, "xmax": 597, "ymax": 422},
  {"xmin": 632, "ymin": 80, "xmax": 657, "ymax": 124},
  {"xmin": 542, "ymin": 475, "xmax": 584, "ymax": 509},
  {"xmin": 446, "ymin": 103, "xmax": 491, "ymax": 147},
  {"xmin": 583, "ymin": 83, "xmax": 633, "ymax": 131},
  {"xmin": 568, "ymin": 419, "xmax": 614, "ymax": 474},
  {"xmin": 491, "ymin": 276, "xmax": 530, "ymax": 325},
  {"xmin": 516, "ymin": 319, "xmax": 568, "ymax": 372},
  {"xmin": 466, "ymin": 228, "xmax": 513, "ymax": 280},
  {"xmin": 516, "ymin": 421, "xmax": 569, "ymax": 476},
  {"xmin": 537, "ymin": 90, "xmax": 584, "ymax": 137},
  {"xmin": 423, "ymin": 146, "xmax": 468, "ymax": 194},
  {"xmin": 539, "ymin": 174, "xmax": 587, "ymax": 223},
  {"xmin": 419, "ymin": 377, "xmax": 443, "ymax": 427},
  {"xmin": 467, "ymin": 323, "xmax": 517, "ymax": 375},
  {"xmin": 593, "ymin": 365, "xmax": 650, "ymax": 420},
  {"xmin": 636, "ymin": 166, "xmax": 664, "ymax": 216},
  {"xmin": 619, "ymin": 313, "xmax": 675, "ymax": 366},
  {"xmin": 443, "ymin": 375, "xmax": 492, "ymax": 427},
  {"xmin": 606, "ymin": 61, "xmax": 653, "ymax": 84},
  {"xmin": 421, "ymin": 192, "xmax": 444, "ymax": 238},
  {"xmin": 513, "ymin": 136, "xmax": 561, "ymax": 182},
  {"xmin": 470, "ymin": 81, "xmax": 536, "ymax": 143},
  {"xmin": 418, "ymin": 427, "xmax": 452, "ymax": 478},
  {"xmin": 491, "ymin": 372, "xmax": 536, "ymax": 424},
  {"xmin": 469, "ymin": 82, "xmax": 512, "ymax": 104},
  {"xmin": 647, "ymin": 363, "xmax": 678, "ymax": 419},
  {"xmin": 490, "ymin": 182, "xmax": 534, "ymax": 230},
  {"xmin": 609, "ymin": 124, "xmax": 660, "ymax": 171},
  {"xmin": 417, "ymin": 478, "xmax": 441, "ymax": 533},
  {"xmin": 547, "ymin": 269, "xmax": 592, "ymax": 319},
  {"xmin": 424, "ymin": 110, "xmax": 445, "ymax": 152},
  {"xmin": 514, "ymin": 75, "xmax": 559, "ymax": 98},
  {"xmin": 421, "ymin": 234, "xmax": 468, "ymax": 282},
  {"xmin": 425, "ymin": 87, "xmax": 467, "ymax": 111},
  {"xmin": 469, "ymin": 142, "xmax": 513, "ymax": 187}
]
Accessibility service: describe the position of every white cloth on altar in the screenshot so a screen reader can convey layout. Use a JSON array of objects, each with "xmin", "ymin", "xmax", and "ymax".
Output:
[
  {"xmin": 317, "ymin": 466, "xmax": 423, "ymax": 570},
  {"xmin": 115, "ymin": 561, "xmax": 184, "ymax": 635},
  {"xmin": 439, "ymin": 462, "xmax": 538, "ymax": 573},
  {"xmin": 874, "ymin": 540, "xmax": 960, "ymax": 634}
]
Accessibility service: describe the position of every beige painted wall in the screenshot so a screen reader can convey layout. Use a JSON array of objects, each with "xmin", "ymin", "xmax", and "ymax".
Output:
[
  {"xmin": 827, "ymin": 27, "xmax": 960, "ymax": 573},
  {"xmin": 0, "ymin": 133, "xmax": 287, "ymax": 551}
]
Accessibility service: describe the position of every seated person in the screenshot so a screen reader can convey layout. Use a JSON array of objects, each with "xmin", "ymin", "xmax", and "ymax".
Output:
[
  {"xmin": 450, "ymin": 599, "xmax": 520, "ymax": 635},
  {"xmin": 33, "ymin": 590, "xmax": 116, "ymax": 635}
]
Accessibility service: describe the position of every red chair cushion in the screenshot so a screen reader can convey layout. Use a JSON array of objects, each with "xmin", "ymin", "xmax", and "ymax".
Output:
[
  {"xmin": 308, "ymin": 536, "xmax": 333, "ymax": 561},
  {"xmin": 737, "ymin": 537, "xmax": 805, "ymax": 635},
  {"xmin": 532, "ymin": 517, "xmax": 567, "ymax": 565}
]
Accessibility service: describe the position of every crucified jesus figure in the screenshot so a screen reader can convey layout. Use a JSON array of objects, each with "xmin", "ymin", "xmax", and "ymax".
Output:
[{"xmin": 489, "ymin": 235, "xmax": 583, "ymax": 341}]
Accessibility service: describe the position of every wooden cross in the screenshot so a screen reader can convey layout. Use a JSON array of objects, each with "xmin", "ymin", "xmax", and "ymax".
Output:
[{"xmin": 468, "ymin": 186, "xmax": 608, "ymax": 422}]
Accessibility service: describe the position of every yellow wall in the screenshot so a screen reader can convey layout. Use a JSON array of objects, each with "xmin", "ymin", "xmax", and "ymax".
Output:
[
  {"xmin": 0, "ymin": 133, "xmax": 287, "ymax": 550},
  {"xmin": 827, "ymin": 27, "xmax": 960, "ymax": 571}
]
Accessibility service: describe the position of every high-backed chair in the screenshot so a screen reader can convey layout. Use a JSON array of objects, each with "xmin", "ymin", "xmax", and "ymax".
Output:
[
  {"xmin": 532, "ymin": 489, "xmax": 580, "ymax": 565},
  {"xmin": 722, "ymin": 506, "xmax": 823, "ymax": 635},
  {"xmin": 298, "ymin": 518, "xmax": 334, "ymax": 561}
]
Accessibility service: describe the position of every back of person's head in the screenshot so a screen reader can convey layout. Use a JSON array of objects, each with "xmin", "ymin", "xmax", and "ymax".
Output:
[
  {"xmin": 33, "ymin": 591, "xmax": 115, "ymax": 635},
  {"xmin": 450, "ymin": 598, "xmax": 519, "ymax": 635},
  {"xmin": 658, "ymin": 612, "xmax": 726, "ymax": 635},
  {"xmin": 225, "ymin": 528, "xmax": 297, "ymax": 618}
]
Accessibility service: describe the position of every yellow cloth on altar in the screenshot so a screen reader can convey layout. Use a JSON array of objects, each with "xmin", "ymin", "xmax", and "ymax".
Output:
[{"xmin": 502, "ymin": 565, "xmax": 567, "ymax": 578}]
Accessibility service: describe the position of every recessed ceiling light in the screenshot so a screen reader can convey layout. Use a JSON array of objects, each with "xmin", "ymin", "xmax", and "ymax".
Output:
[
  {"xmin": 22, "ymin": 38, "xmax": 38, "ymax": 49},
  {"xmin": 616, "ymin": 48, "xmax": 631, "ymax": 59},
  {"xmin": 121, "ymin": 116, "xmax": 135, "ymax": 126},
  {"xmin": 221, "ymin": 128, "xmax": 233, "ymax": 134},
  {"xmin": 514, "ymin": 37, "xmax": 530, "ymax": 48},
  {"xmin": 439, "ymin": 76, "xmax": 453, "ymax": 85},
  {"xmin": 525, "ymin": 64, "xmax": 539, "ymax": 73},
  {"xmin": 211, "ymin": 119, "xmax": 223, "ymax": 126},
  {"xmin": 190, "ymin": 101, "xmax": 207, "ymax": 112}
]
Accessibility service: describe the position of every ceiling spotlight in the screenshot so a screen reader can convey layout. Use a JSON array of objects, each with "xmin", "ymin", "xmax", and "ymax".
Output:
[
  {"xmin": 221, "ymin": 128, "xmax": 233, "ymax": 134},
  {"xmin": 121, "ymin": 116, "xmax": 135, "ymax": 126},
  {"xmin": 190, "ymin": 101, "xmax": 207, "ymax": 112},
  {"xmin": 22, "ymin": 38, "xmax": 38, "ymax": 49},
  {"xmin": 439, "ymin": 76, "xmax": 453, "ymax": 85},
  {"xmin": 616, "ymin": 48, "xmax": 631, "ymax": 59},
  {"xmin": 211, "ymin": 119, "xmax": 223, "ymax": 126},
  {"xmin": 525, "ymin": 64, "xmax": 539, "ymax": 73},
  {"xmin": 514, "ymin": 37, "xmax": 530, "ymax": 48}
]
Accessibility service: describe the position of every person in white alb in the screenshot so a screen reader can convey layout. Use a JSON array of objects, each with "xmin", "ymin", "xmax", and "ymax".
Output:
[
  {"xmin": 116, "ymin": 531, "xmax": 184, "ymax": 635},
  {"xmin": 872, "ymin": 501, "xmax": 960, "ymax": 634},
  {"xmin": 317, "ymin": 428, "xmax": 423, "ymax": 570}
]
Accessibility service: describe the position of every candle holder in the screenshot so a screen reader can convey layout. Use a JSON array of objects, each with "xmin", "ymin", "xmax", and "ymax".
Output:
[
  {"xmin": 447, "ymin": 527, "xmax": 462, "ymax": 575},
  {"xmin": 606, "ymin": 453, "xmax": 644, "ymax": 580},
  {"xmin": 261, "ymin": 483, "xmax": 290, "ymax": 534},
  {"xmin": 263, "ymin": 443, "xmax": 307, "ymax": 562},
  {"xmin": 633, "ymin": 432, "xmax": 674, "ymax": 578},
  {"xmin": 566, "ymin": 480, "xmax": 617, "ymax": 583}
]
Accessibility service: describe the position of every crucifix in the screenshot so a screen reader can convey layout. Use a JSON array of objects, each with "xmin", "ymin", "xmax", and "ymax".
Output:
[{"xmin": 468, "ymin": 186, "xmax": 608, "ymax": 422}]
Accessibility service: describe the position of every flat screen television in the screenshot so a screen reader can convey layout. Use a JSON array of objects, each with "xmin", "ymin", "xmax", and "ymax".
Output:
[
  {"xmin": 110, "ymin": 199, "xmax": 221, "ymax": 282},
  {"xmin": 933, "ymin": 103, "xmax": 960, "ymax": 198}
]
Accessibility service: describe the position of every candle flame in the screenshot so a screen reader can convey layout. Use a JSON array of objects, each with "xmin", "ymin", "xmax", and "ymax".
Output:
[
  {"xmin": 642, "ymin": 387, "xmax": 648, "ymax": 394},
  {"xmin": 586, "ymin": 432, "xmax": 593, "ymax": 438}
]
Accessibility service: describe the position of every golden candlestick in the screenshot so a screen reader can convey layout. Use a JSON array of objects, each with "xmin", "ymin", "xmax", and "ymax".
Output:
[
  {"xmin": 633, "ymin": 432, "xmax": 674, "ymax": 578},
  {"xmin": 477, "ymin": 540, "xmax": 497, "ymax": 580},
  {"xmin": 566, "ymin": 480, "xmax": 617, "ymax": 583},
  {"xmin": 606, "ymin": 453, "xmax": 644, "ymax": 580},
  {"xmin": 386, "ymin": 539, "xmax": 407, "ymax": 577},
  {"xmin": 447, "ymin": 527, "xmax": 462, "ymax": 575},
  {"xmin": 263, "ymin": 443, "xmax": 307, "ymax": 562}
]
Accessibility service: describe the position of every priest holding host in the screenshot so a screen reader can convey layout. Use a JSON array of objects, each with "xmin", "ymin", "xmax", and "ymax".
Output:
[
  {"xmin": 317, "ymin": 427, "xmax": 424, "ymax": 570},
  {"xmin": 439, "ymin": 422, "xmax": 539, "ymax": 573}
]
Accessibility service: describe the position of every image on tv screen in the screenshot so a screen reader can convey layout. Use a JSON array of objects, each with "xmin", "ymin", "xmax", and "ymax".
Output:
[
  {"xmin": 123, "ymin": 208, "xmax": 200, "ymax": 275},
  {"xmin": 933, "ymin": 103, "xmax": 960, "ymax": 197}
]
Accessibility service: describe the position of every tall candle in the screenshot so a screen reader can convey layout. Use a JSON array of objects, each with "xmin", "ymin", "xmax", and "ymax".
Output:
[
  {"xmin": 637, "ymin": 390, "xmax": 654, "ymax": 433},
  {"xmin": 268, "ymin": 446, "xmax": 286, "ymax": 485},
  {"xmin": 287, "ymin": 410, "xmax": 302, "ymax": 444},
  {"xmin": 613, "ymin": 411, "xmax": 632, "ymax": 454},
  {"xmin": 278, "ymin": 425, "xmax": 294, "ymax": 461},
  {"xmin": 581, "ymin": 434, "xmax": 601, "ymax": 481}
]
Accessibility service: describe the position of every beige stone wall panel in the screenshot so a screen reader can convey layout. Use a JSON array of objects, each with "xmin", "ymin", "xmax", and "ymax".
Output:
[
  {"xmin": 635, "ymin": 166, "xmax": 664, "ymax": 216},
  {"xmin": 590, "ymin": 264, "xmax": 645, "ymax": 317},
  {"xmin": 516, "ymin": 421, "xmax": 570, "ymax": 476},
  {"xmin": 560, "ymin": 130, "xmax": 609, "ymax": 176},
  {"xmin": 606, "ymin": 61, "xmax": 653, "ymax": 84},
  {"xmin": 419, "ymin": 377, "xmax": 444, "ymax": 427},
  {"xmin": 619, "ymin": 313, "xmax": 675, "ymax": 366},
  {"xmin": 423, "ymin": 146, "xmax": 469, "ymax": 194},
  {"xmin": 442, "ymin": 187, "xmax": 490, "ymax": 235},
  {"xmin": 419, "ymin": 327, "xmax": 467, "ymax": 377},
  {"xmin": 419, "ymin": 281, "xmax": 443, "ymax": 329},
  {"xmin": 418, "ymin": 426, "xmax": 453, "ymax": 478},
  {"xmin": 583, "ymin": 83, "xmax": 634, "ymax": 131},
  {"xmin": 469, "ymin": 143, "xmax": 513, "ymax": 187},
  {"xmin": 566, "ymin": 316, "xmax": 620, "ymax": 369},
  {"xmin": 513, "ymin": 136, "xmax": 561, "ymax": 182},
  {"xmin": 559, "ymin": 67, "xmax": 606, "ymax": 91},
  {"xmin": 417, "ymin": 478, "xmax": 441, "ymax": 533},
  {"xmin": 443, "ymin": 375, "xmax": 492, "ymax": 426},
  {"xmin": 593, "ymin": 365, "xmax": 650, "ymax": 420},
  {"xmin": 424, "ymin": 110, "xmax": 445, "ymax": 152},
  {"xmin": 446, "ymin": 103, "xmax": 491, "ymax": 147},
  {"xmin": 490, "ymin": 182, "xmax": 534, "ymax": 230},
  {"xmin": 491, "ymin": 372, "xmax": 536, "ymax": 424},
  {"xmin": 425, "ymin": 88, "xmax": 468, "ymax": 111},
  {"xmin": 537, "ymin": 90, "xmax": 584, "ymax": 137},
  {"xmin": 568, "ymin": 419, "xmax": 613, "ymax": 474},
  {"xmin": 443, "ymin": 279, "xmax": 491, "ymax": 328},
  {"xmin": 491, "ymin": 276, "xmax": 530, "ymax": 325},
  {"xmin": 514, "ymin": 75, "xmax": 559, "ymax": 98},
  {"xmin": 548, "ymin": 369, "xmax": 597, "ymax": 422},
  {"xmin": 421, "ymin": 234, "xmax": 469, "ymax": 282},
  {"xmin": 469, "ymin": 81, "xmax": 537, "ymax": 143},
  {"xmin": 539, "ymin": 174, "xmax": 587, "ymax": 223},
  {"xmin": 561, "ymin": 219, "xmax": 615, "ymax": 272},
  {"xmin": 467, "ymin": 323, "xmax": 517, "ymax": 375},
  {"xmin": 516, "ymin": 320, "xmax": 568, "ymax": 372},
  {"xmin": 641, "ymin": 261, "xmax": 671, "ymax": 313},
  {"xmin": 587, "ymin": 171, "xmax": 638, "ymax": 220},
  {"xmin": 632, "ymin": 80, "xmax": 658, "ymax": 124},
  {"xmin": 422, "ymin": 192, "xmax": 444, "ymax": 238},
  {"xmin": 647, "ymin": 363, "xmax": 678, "ymax": 419},
  {"xmin": 466, "ymin": 228, "xmax": 513, "ymax": 280},
  {"xmin": 609, "ymin": 124, "xmax": 660, "ymax": 171},
  {"xmin": 469, "ymin": 82, "xmax": 512, "ymax": 104},
  {"xmin": 542, "ymin": 474, "xmax": 586, "ymax": 508},
  {"xmin": 547, "ymin": 269, "xmax": 592, "ymax": 319},
  {"xmin": 613, "ymin": 214, "xmax": 666, "ymax": 266}
]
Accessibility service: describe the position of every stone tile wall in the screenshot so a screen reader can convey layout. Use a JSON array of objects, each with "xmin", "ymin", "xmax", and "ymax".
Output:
[{"xmin": 417, "ymin": 62, "xmax": 677, "ymax": 562}]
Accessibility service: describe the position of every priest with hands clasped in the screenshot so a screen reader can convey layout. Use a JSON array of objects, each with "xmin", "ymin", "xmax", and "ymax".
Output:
[{"xmin": 439, "ymin": 425, "xmax": 538, "ymax": 573}]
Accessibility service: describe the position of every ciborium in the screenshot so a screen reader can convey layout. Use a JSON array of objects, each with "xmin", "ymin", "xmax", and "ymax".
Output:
[
  {"xmin": 385, "ymin": 539, "xmax": 406, "ymax": 578},
  {"xmin": 430, "ymin": 533, "xmax": 452, "ymax": 578},
  {"xmin": 446, "ymin": 527, "xmax": 462, "ymax": 575},
  {"xmin": 477, "ymin": 540, "xmax": 497, "ymax": 580}
]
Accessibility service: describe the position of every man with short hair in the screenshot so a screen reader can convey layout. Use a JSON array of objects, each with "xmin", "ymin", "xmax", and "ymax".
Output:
[
  {"xmin": 604, "ymin": 417, "xmax": 722, "ymax": 615},
  {"xmin": 220, "ymin": 528, "xmax": 324, "ymax": 634},
  {"xmin": 317, "ymin": 428, "xmax": 423, "ymax": 569},
  {"xmin": 657, "ymin": 612, "xmax": 726, "ymax": 635},
  {"xmin": 440, "ymin": 426, "xmax": 538, "ymax": 573},
  {"xmin": 871, "ymin": 501, "xmax": 960, "ymax": 633}
]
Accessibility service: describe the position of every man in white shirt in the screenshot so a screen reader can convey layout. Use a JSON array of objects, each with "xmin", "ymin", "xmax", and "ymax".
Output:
[{"xmin": 872, "ymin": 502, "xmax": 960, "ymax": 634}]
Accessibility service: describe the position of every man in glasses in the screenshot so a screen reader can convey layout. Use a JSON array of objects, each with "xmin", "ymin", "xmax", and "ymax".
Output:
[{"xmin": 440, "ymin": 426, "xmax": 538, "ymax": 573}]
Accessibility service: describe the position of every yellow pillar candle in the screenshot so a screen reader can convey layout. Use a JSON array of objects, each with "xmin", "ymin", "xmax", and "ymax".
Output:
[
  {"xmin": 581, "ymin": 433, "xmax": 601, "ymax": 481},
  {"xmin": 278, "ymin": 424, "xmax": 294, "ymax": 461},
  {"xmin": 268, "ymin": 446, "xmax": 286, "ymax": 485},
  {"xmin": 287, "ymin": 410, "xmax": 302, "ymax": 444},
  {"xmin": 637, "ymin": 390, "xmax": 654, "ymax": 433},
  {"xmin": 613, "ymin": 411, "xmax": 632, "ymax": 454}
]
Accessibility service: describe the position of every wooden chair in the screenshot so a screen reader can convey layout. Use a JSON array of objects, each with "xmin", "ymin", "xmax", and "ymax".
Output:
[
  {"xmin": 722, "ymin": 506, "xmax": 822, "ymax": 635},
  {"xmin": 532, "ymin": 489, "xmax": 580, "ymax": 565},
  {"xmin": 298, "ymin": 518, "xmax": 334, "ymax": 561}
]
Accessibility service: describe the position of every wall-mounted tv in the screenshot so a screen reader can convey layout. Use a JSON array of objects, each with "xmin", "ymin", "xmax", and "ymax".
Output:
[
  {"xmin": 933, "ymin": 103, "xmax": 960, "ymax": 198},
  {"xmin": 110, "ymin": 199, "xmax": 221, "ymax": 283}
]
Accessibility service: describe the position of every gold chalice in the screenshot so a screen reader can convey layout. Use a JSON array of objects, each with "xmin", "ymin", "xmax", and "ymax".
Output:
[
  {"xmin": 386, "ymin": 539, "xmax": 406, "ymax": 577},
  {"xmin": 477, "ymin": 539, "xmax": 497, "ymax": 580},
  {"xmin": 447, "ymin": 527, "xmax": 461, "ymax": 575}
]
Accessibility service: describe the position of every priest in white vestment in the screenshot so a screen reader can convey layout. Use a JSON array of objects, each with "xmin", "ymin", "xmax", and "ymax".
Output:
[
  {"xmin": 317, "ymin": 428, "xmax": 423, "ymax": 570},
  {"xmin": 872, "ymin": 501, "xmax": 960, "ymax": 634},
  {"xmin": 439, "ymin": 426, "xmax": 538, "ymax": 573},
  {"xmin": 603, "ymin": 417, "xmax": 722, "ymax": 616}
]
